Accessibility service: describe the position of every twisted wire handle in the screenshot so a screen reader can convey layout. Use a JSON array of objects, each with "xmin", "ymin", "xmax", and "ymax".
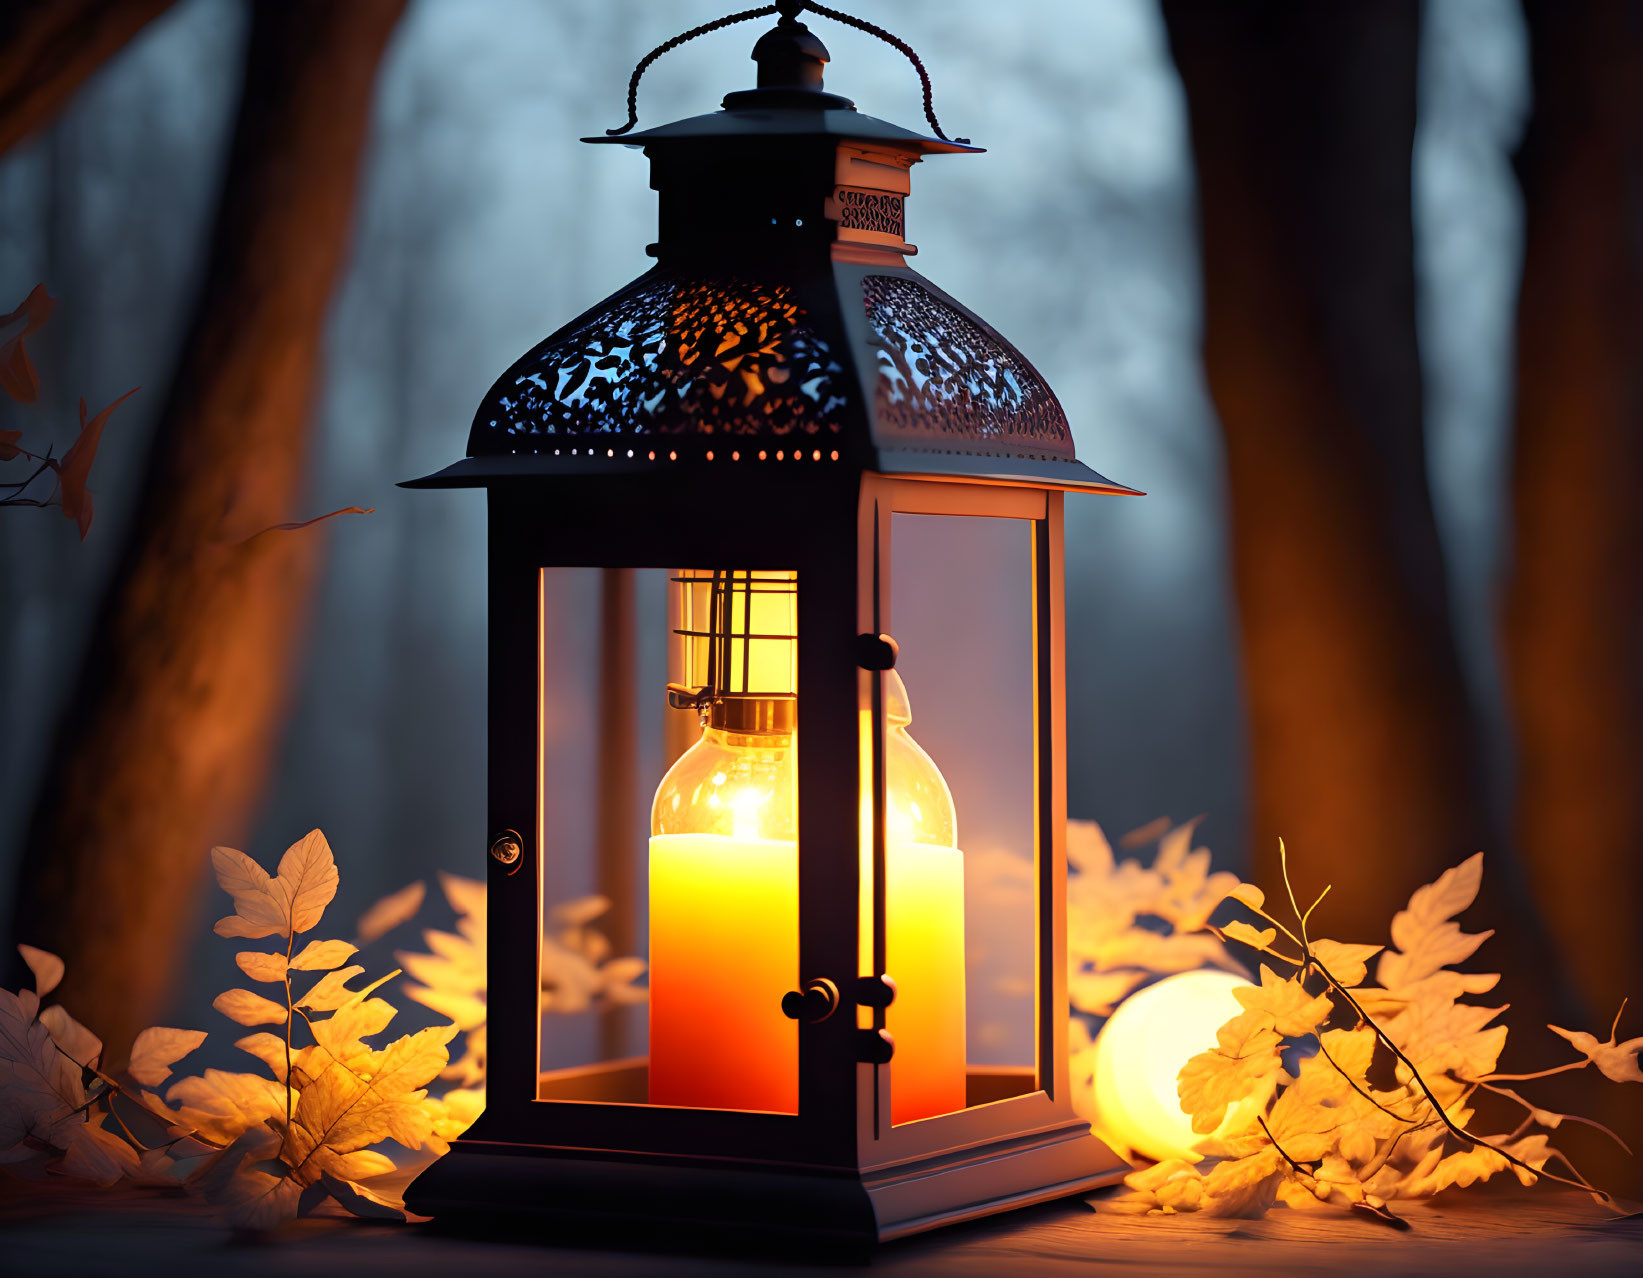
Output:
[
  {"xmin": 605, "ymin": 1, "xmax": 969, "ymax": 145},
  {"xmin": 803, "ymin": 2, "xmax": 967, "ymax": 144},
  {"xmin": 606, "ymin": 4, "xmax": 779, "ymax": 136}
]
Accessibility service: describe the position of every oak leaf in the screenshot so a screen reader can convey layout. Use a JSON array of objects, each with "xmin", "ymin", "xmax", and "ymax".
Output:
[
  {"xmin": 1234, "ymin": 965, "xmax": 1334, "ymax": 1037},
  {"xmin": 0, "ymin": 987, "xmax": 86, "ymax": 1149},
  {"xmin": 1179, "ymin": 1007, "xmax": 1284, "ymax": 1134},
  {"xmin": 1308, "ymin": 939, "xmax": 1382, "ymax": 989}
]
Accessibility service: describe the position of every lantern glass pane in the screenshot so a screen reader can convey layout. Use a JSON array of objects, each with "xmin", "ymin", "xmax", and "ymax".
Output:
[
  {"xmin": 535, "ymin": 565, "xmax": 800, "ymax": 1115},
  {"xmin": 886, "ymin": 514, "xmax": 1038, "ymax": 1124}
]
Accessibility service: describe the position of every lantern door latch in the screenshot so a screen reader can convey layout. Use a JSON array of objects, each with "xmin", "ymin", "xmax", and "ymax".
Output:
[
  {"xmin": 489, "ymin": 830, "xmax": 523, "ymax": 867},
  {"xmin": 856, "ymin": 1028, "xmax": 895, "ymax": 1064},
  {"xmin": 781, "ymin": 978, "xmax": 839, "ymax": 1022},
  {"xmin": 855, "ymin": 974, "xmax": 896, "ymax": 1009},
  {"xmin": 854, "ymin": 632, "xmax": 899, "ymax": 671}
]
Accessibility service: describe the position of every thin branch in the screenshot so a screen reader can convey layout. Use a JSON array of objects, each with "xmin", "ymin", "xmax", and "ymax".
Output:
[
  {"xmin": 1311, "ymin": 954, "xmax": 1613, "ymax": 1203},
  {"xmin": 1312, "ymin": 1031, "xmax": 1419, "ymax": 1125},
  {"xmin": 1481, "ymin": 1059, "xmax": 1587, "ymax": 1083},
  {"xmin": 1473, "ymin": 1080, "xmax": 1633, "ymax": 1154},
  {"xmin": 1257, "ymin": 1114, "xmax": 1311, "ymax": 1179}
]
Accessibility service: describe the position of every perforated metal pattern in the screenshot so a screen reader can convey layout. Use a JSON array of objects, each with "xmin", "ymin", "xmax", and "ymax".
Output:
[
  {"xmin": 863, "ymin": 274, "xmax": 1074, "ymax": 459},
  {"xmin": 839, "ymin": 190, "xmax": 905, "ymax": 238},
  {"xmin": 471, "ymin": 275, "xmax": 849, "ymax": 452}
]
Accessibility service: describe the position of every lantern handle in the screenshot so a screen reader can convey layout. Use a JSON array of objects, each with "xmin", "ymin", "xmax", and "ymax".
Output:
[{"xmin": 605, "ymin": 1, "xmax": 969, "ymax": 146}]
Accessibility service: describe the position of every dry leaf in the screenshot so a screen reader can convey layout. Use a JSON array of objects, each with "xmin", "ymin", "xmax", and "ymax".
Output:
[
  {"xmin": 40, "ymin": 1003, "xmax": 102, "ymax": 1068},
  {"xmin": 0, "ymin": 284, "xmax": 53, "ymax": 403},
  {"xmin": 213, "ymin": 989, "xmax": 289, "ymax": 1028},
  {"xmin": 1309, "ymin": 939, "xmax": 1382, "ymax": 988},
  {"xmin": 52, "ymin": 389, "xmax": 137, "ymax": 539},
  {"xmin": 1223, "ymin": 920, "xmax": 1277, "ymax": 951},
  {"xmin": 356, "ymin": 880, "xmax": 425, "ymax": 944},
  {"xmin": 16, "ymin": 945, "xmax": 63, "ymax": 998},
  {"xmin": 212, "ymin": 831, "xmax": 338, "ymax": 940},
  {"xmin": 290, "ymin": 939, "xmax": 357, "ymax": 972},
  {"xmin": 128, "ymin": 1027, "xmax": 207, "ymax": 1088},
  {"xmin": 1179, "ymin": 1007, "xmax": 1284, "ymax": 1134},
  {"xmin": 1234, "ymin": 965, "xmax": 1334, "ymax": 1037},
  {"xmin": 1548, "ymin": 1022, "xmax": 1643, "ymax": 1085},
  {"xmin": 0, "ymin": 428, "xmax": 23, "ymax": 460},
  {"xmin": 0, "ymin": 987, "xmax": 86, "ymax": 1149},
  {"xmin": 235, "ymin": 952, "xmax": 289, "ymax": 983}
]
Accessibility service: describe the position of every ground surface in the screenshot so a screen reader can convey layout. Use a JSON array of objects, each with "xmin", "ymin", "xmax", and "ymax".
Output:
[{"xmin": 3, "ymin": 1178, "xmax": 1638, "ymax": 1275}]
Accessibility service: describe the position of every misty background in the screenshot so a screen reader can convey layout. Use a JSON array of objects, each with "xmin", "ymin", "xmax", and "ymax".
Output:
[{"xmin": 0, "ymin": 0, "xmax": 1523, "ymax": 1028}]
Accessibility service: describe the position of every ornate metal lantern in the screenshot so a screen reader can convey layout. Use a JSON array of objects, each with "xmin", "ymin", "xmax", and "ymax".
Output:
[{"xmin": 404, "ymin": 1, "xmax": 1136, "ymax": 1246}]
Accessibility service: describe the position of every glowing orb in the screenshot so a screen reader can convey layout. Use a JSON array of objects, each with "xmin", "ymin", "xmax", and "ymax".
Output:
[{"xmin": 1090, "ymin": 969, "xmax": 1255, "ymax": 1164}]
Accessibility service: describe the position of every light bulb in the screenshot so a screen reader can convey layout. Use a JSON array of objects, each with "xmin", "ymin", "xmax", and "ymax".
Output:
[{"xmin": 1089, "ymin": 969, "xmax": 1257, "ymax": 1163}]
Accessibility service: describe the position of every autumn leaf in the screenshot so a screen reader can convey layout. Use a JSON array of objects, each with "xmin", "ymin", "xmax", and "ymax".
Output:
[
  {"xmin": 356, "ymin": 880, "xmax": 425, "ymax": 944},
  {"xmin": 1376, "ymin": 852, "xmax": 1491, "ymax": 990},
  {"xmin": 0, "ymin": 428, "xmax": 23, "ymax": 460},
  {"xmin": 0, "ymin": 284, "xmax": 53, "ymax": 403},
  {"xmin": 58, "ymin": 1114, "xmax": 141, "ymax": 1186},
  {"xmin": 236, "ymin": 952, "xmax": 289, "ymax": 983},
  {"xmin": 1223, "ymin": 920, "xmax": 1277, "ymax": 952},
  {"xmin": 213, "ymin": 989, "xmax": 289, "ymax": 1027},
  {"xmin": 290, "ymin": 939, "xmax": 357, "ymax": 971},
  {"xmin": 0, "ymin": 987, "xmax": 86, "ymax": 1149},
  {"xmin": 128, "ymin": 1027, "xmax": 208, "ymax": 1088},
  {"xmin": 1179, "ymin": 1007, "xmax": 1285, "ymax": 1134},
  {"xmin": 212, "ymin": 830, "xmax": 339, "ymax": 939},
  {"xmin": 40, "ymin": 1003, "xmax": 102, "ymax": 1068},
  {"xmin": 16, "ymin": 944, "xmax": 63, "ymax": 997},
  {"xmin": 1234, "ymin": 965, "xmax": 1334, "ymax": 1037},
  {"xmin": 1309, "ymin": 938, "xmax": 1382, "ymax": 989},
  {"xmin": 1548, "ymin": 1016, "xmax": 1643, "ymax": 1085},
  {"xmin": 52, "ymin": 388, "xmax": 138, "ymax": 539}
]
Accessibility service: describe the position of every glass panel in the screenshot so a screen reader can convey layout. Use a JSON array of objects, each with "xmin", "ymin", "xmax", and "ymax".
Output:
[
  {"xmin": 536, "ymin": 565, "xmax": 800, "ymax": 1115},
  {"xmin": 886, "ymin": 514, "xmax": 1038, "ymax": 1124}
]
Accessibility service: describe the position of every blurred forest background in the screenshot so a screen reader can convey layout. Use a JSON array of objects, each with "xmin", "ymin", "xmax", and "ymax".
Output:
[{"xmin": 1, "ymin": 0, "xmax": 1638, "ymax": 1183}]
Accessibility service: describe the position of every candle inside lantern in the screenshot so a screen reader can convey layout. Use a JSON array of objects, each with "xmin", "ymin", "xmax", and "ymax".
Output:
[
  {"xmin": 649, "ymin": 827, "xmax": 798, "ymax": 1112},
  {"xmin": 884, "ymin": 840, "xmax": 966, "ymax": 1124}
]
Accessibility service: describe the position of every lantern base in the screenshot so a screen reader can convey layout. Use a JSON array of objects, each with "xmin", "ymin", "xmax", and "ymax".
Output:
[{"xmin": 404, "ymin": 1118, "xmax": 1125, "ymax": 1251}]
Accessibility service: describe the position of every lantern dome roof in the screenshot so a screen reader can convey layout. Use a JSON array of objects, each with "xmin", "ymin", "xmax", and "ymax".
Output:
[{"xmin": 405, "ymin": 7, "xmax": 1137, "ymax": 498}]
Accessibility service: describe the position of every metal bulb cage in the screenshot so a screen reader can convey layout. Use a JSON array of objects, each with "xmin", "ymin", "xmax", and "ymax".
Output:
[{"xmin": 402, "ymin": 4, "xmax": 1134, "ymax": 1248}]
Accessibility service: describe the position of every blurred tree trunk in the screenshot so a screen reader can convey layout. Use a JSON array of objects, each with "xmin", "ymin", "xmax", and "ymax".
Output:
[
  {"xmin": 7, "ymin": 0, "xmax": 406, "ymax": 1056},
  {"xmin": 0, "ymin": 0, "xmax": 176, "ymax": 155},
  {"xmin": 1505, "ymin": 0, "xmax": 1643, "ymax": 1172},
  {"xmin": 1160, "ymin": 2, "xmax": 1499, "ymax": 939}
]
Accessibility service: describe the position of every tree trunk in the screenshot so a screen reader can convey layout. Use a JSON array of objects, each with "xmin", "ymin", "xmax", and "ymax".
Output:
[
  {"xmin": 0, "ymin": 0, "xmax": 177, "ymax": 156},
  {"xmin": 1160, "ymin": 2, "xmax": 1495, "ymax": 938},
  {"xmin": 1504, "ymin": 0, "xmax": 1643, "ymax": 1186},
  {"xmin": 7, "ymin": 0, "xmax": 406, "ymax": 1056}
]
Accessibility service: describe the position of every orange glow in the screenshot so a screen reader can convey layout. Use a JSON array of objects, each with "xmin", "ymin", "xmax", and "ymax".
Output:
[{"xmin": 648, "ymin": 831, "xmax": 798, "ymax": 1112}]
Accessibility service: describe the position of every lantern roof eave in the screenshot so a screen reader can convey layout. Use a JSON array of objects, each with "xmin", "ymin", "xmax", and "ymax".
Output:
[
  {"xmin": 582, "ymin": 106, "xmax": 983, "ymax": 157},
  {"xmin": 397, "ymin": 452, "xmax": 1141, "ymax": 497}
]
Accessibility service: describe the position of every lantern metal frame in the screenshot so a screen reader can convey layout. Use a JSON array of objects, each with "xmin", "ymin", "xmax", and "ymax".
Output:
[{"xmin": 401, "ymin": 2, "xmax": 1133, "ymax": 1247}]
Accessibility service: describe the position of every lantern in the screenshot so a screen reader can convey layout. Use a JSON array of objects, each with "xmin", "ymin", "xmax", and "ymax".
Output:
[{"xmin": 403, "ymin": 1, "xmax": 1139, "ymax": 1245}]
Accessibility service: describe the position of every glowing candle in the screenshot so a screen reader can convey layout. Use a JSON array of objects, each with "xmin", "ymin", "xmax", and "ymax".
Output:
[
  {"xmin": 648, "ymin": 830, "xmax": 797, "ymax": 1113},
  {"xmin": 1090, "ymin": 969, "xmax": 1256, "ymax": 1163},
  {"xmin": 885, "ymin": 840, "xmax": 966, "ymax": 1124}
]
